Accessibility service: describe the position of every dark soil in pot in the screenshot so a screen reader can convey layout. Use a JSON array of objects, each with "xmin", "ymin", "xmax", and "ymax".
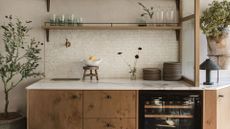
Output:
[
  {"xmin": 0, "ymin": 112, "xmax": 22, "ymax": 120},
  {"xmin": 0, "ymin": 112, "xmax": 26, "ymax": 129}
]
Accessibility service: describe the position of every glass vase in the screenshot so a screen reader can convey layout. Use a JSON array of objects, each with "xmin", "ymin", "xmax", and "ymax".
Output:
[
  {"xmin": 130, "ymin": 68, "xmax": 137, "ymax": 80},
  {"xmin": 130, "ymin": 72, "xmax": 137, "ymax": 80}
]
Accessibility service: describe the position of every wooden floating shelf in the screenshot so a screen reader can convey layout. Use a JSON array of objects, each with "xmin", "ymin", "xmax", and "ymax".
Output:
[
  {"xmin": 43, "ymin": 24, "xmax": 181, "ymax": 30},
  {"xmin": 144, "ymin": 105, "xmax": 193, "ymax": 109},
  {"xmin": 145, "ymin": 114, "xmax": 193, "ymax": 119},
  {"xmin": 43, "ymin": 23, "xmax": 181, "ymax": 42}
]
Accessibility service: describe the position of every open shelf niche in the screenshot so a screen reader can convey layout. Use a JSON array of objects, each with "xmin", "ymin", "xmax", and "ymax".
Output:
[{"xmin": 43, "ymin": 0, "xmax": 201, "ymax": 86}]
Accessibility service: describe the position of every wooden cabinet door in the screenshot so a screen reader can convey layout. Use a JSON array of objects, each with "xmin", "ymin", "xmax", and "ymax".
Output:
[
  {"xmin": 204, "ymin": 87, "xmax": 230, "ymax": 129},
  {"xmin": 84, "ymin": 118, "xmax": 136, "ymax": 129},
  {"xmin": 203, "ymin": 90, "xmax": 217, "ymax": 129},
  {"xmin": 84, "ymin": 91, "xmax": 136, "ymax": 118},
  {"xmin": 28, "ymin": 90, "xmax": 83, "ymax": 129},
  {"xmin": 217, "ymin": 87, "xmax": 230, "ymax": 129}
]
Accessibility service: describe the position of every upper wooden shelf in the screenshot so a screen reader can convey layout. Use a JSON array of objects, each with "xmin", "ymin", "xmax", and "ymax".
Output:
[
  {"xmin": 43, "ymin": 23, "xmax": 181, "ymax": 30},
  {"xmin": 43, "ymin": 23, "xmax": 181, "ymax": 42}
]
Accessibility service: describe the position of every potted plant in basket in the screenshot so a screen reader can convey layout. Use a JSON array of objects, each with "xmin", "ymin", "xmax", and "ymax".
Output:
[
  {"xmin": 200, "ymin": 0, "xmax": 230, "ymax": 69},
  {"xmin": 138, "ymin": 2, "xmax": 154, "ymax": 26},
  {"xmin": 0, "ymin": 15, "xmax": 43, "ymax": 129}
]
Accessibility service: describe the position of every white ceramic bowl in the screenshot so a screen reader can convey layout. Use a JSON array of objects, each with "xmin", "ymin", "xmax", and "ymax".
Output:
[
  {"xmin": 166, "ymin": 119, "xmax": 175, "ymax": 126},
  {"xmin": 83, "ymin": 59, "xmax": 102, "ymax": 66}
]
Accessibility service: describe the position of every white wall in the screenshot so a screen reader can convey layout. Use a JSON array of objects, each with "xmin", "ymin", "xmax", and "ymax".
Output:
[
  {"xmin": 45, "ymin": 0, "xmax": 178, "ymax": 78},
  {"xmin": 0, "ymin": 0, "xmax": 178, "ymax": 115},
  {"xmin": 1, "ymin": 0, "xmax": 227, "ymax": 117},
  {"xmin": 0, "ymin": 0, "xmax": 46, "ymax": 115},
  {"xmin": 1, "ymin": 0, "xmax": 226, "ymax": 116}
]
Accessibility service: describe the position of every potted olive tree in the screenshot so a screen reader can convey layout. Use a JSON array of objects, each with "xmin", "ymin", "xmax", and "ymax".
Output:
[
  {"xmin": 200, "ymin": 0, "xmax": 230, "ymax": 69},
  {"xmin": 0, "ymin": 15, "xmax": 43, "ymax": 129}
]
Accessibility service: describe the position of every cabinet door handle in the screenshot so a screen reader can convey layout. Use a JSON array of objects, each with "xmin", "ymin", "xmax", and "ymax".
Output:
[
  {"xmin": 105, "ymin": 123, "xmax": 114, "ymax": 128},
  {"xmin": 71, "ymin": 94, "xmax": 81, "ymax": 99},
  {"xmin": 105, "ymin": 95, "xmax": 112, "ymax": 99},
  {"xmin": 219, "ymin": 95, "xmax": 224, "ymax": 98}
]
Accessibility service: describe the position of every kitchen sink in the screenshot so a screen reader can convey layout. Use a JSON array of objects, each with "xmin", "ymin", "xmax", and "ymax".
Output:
[{"xmin": 51, "ymin": 78, "xmax": 81, "ymax": 81}]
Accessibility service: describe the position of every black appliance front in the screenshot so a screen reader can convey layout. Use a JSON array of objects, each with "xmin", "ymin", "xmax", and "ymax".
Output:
[{"xmin": 139, "ymin": 90, "xmax": 202, "ymax": 129}]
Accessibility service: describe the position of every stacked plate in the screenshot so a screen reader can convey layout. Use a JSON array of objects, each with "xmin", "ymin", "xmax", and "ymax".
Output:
[
  {"xmin": 143, "ymin": 68, "xmax": 161, "ymax": 80},
  {"xmin": 163, "ymin": 62, "xmax": 182, "ymax": 81}
]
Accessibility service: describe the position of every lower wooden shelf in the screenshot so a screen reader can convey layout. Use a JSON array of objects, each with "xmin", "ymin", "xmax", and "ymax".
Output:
[
  {"xmin": 145, "ymin": 114, "xmax": 193, "ymax": 119},
  {"xmin": 144, "ymin": 105, "xmax": 193, "ymax": 109},
  {"xmin": 156, "ymin": 124, "xmax": 176, "ymax": 128}
]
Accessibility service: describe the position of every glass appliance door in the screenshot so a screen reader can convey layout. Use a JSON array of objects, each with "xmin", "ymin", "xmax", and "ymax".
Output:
[{"xmin": 139, "ymin": 91, "xmax": 202, "ymax": 129}]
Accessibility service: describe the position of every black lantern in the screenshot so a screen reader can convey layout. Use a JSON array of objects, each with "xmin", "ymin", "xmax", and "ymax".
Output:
[{"xmin": 200, "ymin": 59, "xmax": 220, "ymax": 85}]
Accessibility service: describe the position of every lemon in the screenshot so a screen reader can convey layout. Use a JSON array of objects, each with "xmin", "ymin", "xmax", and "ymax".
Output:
[{"xmin": 89, "ymin": 56, "xmax": 97, "ymax": 61}]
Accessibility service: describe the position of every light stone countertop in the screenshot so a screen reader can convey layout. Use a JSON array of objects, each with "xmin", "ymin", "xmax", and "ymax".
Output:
[{"xmin": 26, "ymin": 78, "xmax": 230, "ymax": 91}]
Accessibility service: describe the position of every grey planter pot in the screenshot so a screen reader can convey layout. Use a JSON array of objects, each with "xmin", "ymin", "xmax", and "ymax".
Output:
[{"xmin": 0, "ymin": 116, "xmax": 26, "ymax": 129}]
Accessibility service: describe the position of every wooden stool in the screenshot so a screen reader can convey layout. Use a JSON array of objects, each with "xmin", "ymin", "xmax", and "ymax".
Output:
[{"xmin": 82, "ymin": 66, "xmax": 99, "ymax": 80}]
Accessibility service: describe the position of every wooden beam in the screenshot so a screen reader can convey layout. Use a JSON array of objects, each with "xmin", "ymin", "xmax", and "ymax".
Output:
[
  {"xmin": 178, "ymin": 0, "xmax": 183, "ymax": 62},
  {"xmin": 181, "ymin": 14, "xmax": 195, "ymax": 22},
  {"xmin": 194, "ymin": 0, "xmax": 200, "ymax": 87}
]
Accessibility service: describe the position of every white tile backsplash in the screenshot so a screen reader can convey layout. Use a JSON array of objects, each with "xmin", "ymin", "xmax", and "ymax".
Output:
[{"xmin": 45, "ymin": 30, "xmax": 178, "ymax": 78}]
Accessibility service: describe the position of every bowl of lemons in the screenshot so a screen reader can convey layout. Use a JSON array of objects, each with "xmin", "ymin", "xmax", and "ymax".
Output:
[{"xmin": 83, "ymin": 56, "xmax": 102, "ymax": 67}]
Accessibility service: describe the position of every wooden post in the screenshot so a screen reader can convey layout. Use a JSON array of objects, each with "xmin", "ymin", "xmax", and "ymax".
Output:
[
  {"xmin": 194, "ymin": 0, "xmax": 200, "ymax": 86},
  {"xmin": 177, "ymin": 0, "xmax": 182, "ymax": 63}
]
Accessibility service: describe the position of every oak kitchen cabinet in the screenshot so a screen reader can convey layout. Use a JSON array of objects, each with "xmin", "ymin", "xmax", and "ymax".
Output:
[
  {"xmin": 28, "ymin": 90, "xmax": 83, "ymax": 129},
  {"xmin": 204, "ymin": 86, "xmax": 230, "ymax": 129},
  {"xmin": 84, "ymin": 91, "xmax": 136, "ymax": 118},
  {"xmin": 27, "ymin": 90, "xmax": 137, "ymax": 129},
  {"xmin": 27, "ymin": 83, "xmax": 230, "ymax": 129}
]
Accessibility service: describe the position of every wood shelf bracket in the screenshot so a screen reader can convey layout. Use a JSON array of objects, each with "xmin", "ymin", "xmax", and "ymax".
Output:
[
  {"xmin": 46, "ymin": 29, "xmax": 49, "ymax": 42},
  {"xmin": 175, "ymin": 0, "xmax": 180, "ymax": 10},
  {"xmin": 47, "ymin": 0, "xmax": 50, "ymax": 12},
  {"xmin": 175, "ymin": 30, "xmax": 180, "ymax": 41}
]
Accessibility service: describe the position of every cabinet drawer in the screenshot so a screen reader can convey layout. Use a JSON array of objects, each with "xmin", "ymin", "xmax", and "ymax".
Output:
[
  {"xmin": 84, "ymin": 118, "xmax": 136, "ymax": 129},
  {"xmin": 28, "ymin": 90, "xmax": 83, "ymax": 129},
  {"xmin": 84, "ymin": 91, "xmax": 136, "ymax": 118}
]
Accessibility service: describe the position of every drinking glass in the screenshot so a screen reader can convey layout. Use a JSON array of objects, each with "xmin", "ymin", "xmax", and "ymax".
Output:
[
  {"xmin": 163, "ymin": 7, "xmax": 170, "ymax": 24},
  {"xmin": 67, "ymin": 14, "xmax": 75, "ymax": 26},
  {"xmin": 160, "ymin": 7, "xmax": 166, "ymax": 25},
  {"xmin": 58, "ymin": 15, "xmax": 65, "ymax": 26},
  {"xmin": 155, "ymin": 6, "xmax": 161, "ymax": 25},
  {"xmin": 49, "ymin": 14, "xmax": 56, "ymax": 26},
  {"xmin": 151, "ymin": 7, "xmax": 157, "ymax": 24},
  {"xmin": 169, "ymin": 6, "xmax": 177, "ymax": 24},
  {"xmin": 77, "ymin": 17, "xmax": 83, "ymax": 26}
]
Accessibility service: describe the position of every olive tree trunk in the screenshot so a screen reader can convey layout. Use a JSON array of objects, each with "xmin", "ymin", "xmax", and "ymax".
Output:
[
  {"xmin": 3, "ymin": 81, "xmax": 10, "ymax": 117},
  {"xmin": 4, "ymin": 91, "xmax": 9, "ymax": 116}
]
